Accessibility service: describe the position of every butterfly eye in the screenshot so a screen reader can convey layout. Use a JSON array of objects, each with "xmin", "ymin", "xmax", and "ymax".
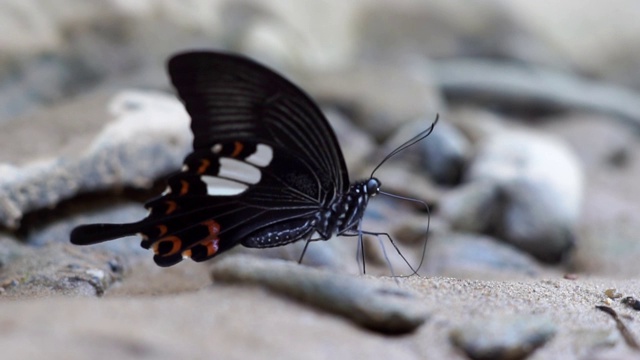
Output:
[{"xmin": 366, "ymin": 178, "xmax": 381, "ymax": 197}]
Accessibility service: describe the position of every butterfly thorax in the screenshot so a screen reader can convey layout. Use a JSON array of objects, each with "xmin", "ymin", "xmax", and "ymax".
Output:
[{"xmin": 315, "ymin": 178, "xmax": 381, "ymax": 239}]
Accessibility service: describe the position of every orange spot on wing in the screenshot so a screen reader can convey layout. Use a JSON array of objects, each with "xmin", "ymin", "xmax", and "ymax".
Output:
[
  {"xmin": 152, "ymin": 236, "xmax": 182, "ymax": 256},
  {"xmin": 180, "ymin": 180, "xmax": 189, "ymax": 195},
  {"xmin": 157, "ymin": 224, "xmax": 168, "ymax": 237},
  {"xmin": 202, "ymin": 220, "xmax": 221, "ymax": 235},
  {"xmin": 203, "ymin": 239, "xmax": 219, "ymax": 256},
  {"xmin": 197, "ymin": 220, "xmax": 221, "ymax": 257},
  {"xmin": 231, "ymin": 141, "xmax": 243, "ymax": 158},
  {"xmin": 197, "ymin": 159, "xmax": 210, "ymax": 174},
  {"xmin": 182, "ymin": 249, "xmax": 192, "ymax": 259},
  {"xmin": 165, "ymin": 201, "xmax": 177, "ymax": 214}
]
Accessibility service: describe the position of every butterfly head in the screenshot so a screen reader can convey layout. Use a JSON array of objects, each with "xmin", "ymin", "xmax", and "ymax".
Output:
[{"xmin": 366, "ymin": 178, "xmax": 381, "ymax": 197}]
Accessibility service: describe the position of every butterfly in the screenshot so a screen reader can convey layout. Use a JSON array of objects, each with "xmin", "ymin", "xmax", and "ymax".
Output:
[{"xmin": 71, "ymin": 51, "xmax": 437, "ymax": 268}]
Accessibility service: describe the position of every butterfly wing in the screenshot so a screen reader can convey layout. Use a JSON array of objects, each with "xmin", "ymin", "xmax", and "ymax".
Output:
[{"xmin": 71, "ymin": 51, "xmax": 349, "ymax": 266}]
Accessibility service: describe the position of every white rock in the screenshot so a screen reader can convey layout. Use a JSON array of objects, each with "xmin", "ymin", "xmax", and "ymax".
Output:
[{"xmin": 465, "ymin": 128, "xmax": 584, "ymax": 261}]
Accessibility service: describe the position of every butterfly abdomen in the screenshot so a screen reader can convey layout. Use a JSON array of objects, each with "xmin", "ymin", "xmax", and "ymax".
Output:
[{"xmin": 241, "ymin": 217, "xmax": 317, "ymax": 248}]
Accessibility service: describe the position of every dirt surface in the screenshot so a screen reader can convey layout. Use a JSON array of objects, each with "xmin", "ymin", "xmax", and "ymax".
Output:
[{"xmin": 2, "ymin": 269, "xmax": 637, "ymax": 360}]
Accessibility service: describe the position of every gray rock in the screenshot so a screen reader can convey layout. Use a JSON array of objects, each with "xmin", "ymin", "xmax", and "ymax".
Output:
[
  {"xmin": 384, "ymin": 118, "xmax": 470, "ymax": 185},
  {"xmin": 450, "ymin": 315, "xmax": 556, "ymax": 360},
  {"xmin": 421, "ymin": 232, "xmax": 542, "ymax": 280},
  {"xmin": 0, "ymin": 234, "xmax": 28, "ymax": 269},
  {"xmin": 465, "ymin": 128, "xmax": 583, "ymax": 262},
  {"xmin": 241, "ymin": 236, "xmax": 356, "ymax": 273},
  {"xmin": 448, "ymin": 105, "xmax": 510, "ymax": 144},
  {"xmin": 433, "ymin": 59, "xmax": 640, "ymax": 130},
  {"xmin": 210, "ymin": 255, "xmax": 429, "ymax": 334},
  {"xmin": 0, "ymin": 90, "xmax": 191, "ymax": 228},
  {"xmin": 570, "ymin": 161, "xmax": 640, "ymax": 277},
  {"xmin": 418, "ymin": 120, "xmax": 470, "ymax": 185},
  {"xmin": 539, "ymin": 113, "xmax": 637, "ymax": 172},
  {"xmin": 439, "ymin": 181, "xmax": 499, "ymax": 233},
  {"xmin": 0, "ymin": 242, "xmax": 126, "ymax": 298}
]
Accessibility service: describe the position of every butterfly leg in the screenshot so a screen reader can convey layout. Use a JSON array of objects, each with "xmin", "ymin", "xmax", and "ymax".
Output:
[
  {"xmin": 297, "ymin": 236, "xmax": 328, "ymax": 264},
  {"xmin": 361, "ymin": 230, "xmax": 423, "ymax": 276},
  {"xmin": 339, "ymin": 225, "xmax": 369, "ymax": 274},
  {"xmin": 340, "ymin": 228, "xmax": 422, "ymax": 277}
]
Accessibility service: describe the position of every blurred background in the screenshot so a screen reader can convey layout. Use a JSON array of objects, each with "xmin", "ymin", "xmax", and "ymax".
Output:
[
  {"xmin": 4, "ymin": 0, "xmax": 640, "ymax": 122},
  {"xmin": 2, "ymin": 0, "xmax": 640, "ymax": 285}
]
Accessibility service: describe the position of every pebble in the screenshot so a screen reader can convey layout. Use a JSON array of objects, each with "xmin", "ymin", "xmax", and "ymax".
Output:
[
  {"xmin": 450, "ymin": 315, "xmax": 556, "ymax": 360},
  {"xmin": 465, "ymin": 128, "xmax": 583, "ymax": 262},
  {"xmin": 621, "ymin": 297, "xmax": 640, "ymax": 311},
  {"xmin": 421, "ymin": 232, "xmax": 542, "ymax": 280},
  {"xmin": 384, "ymin": 118, "xmax": 470, "ymax": 185},
  {"xmin": 604, "ymin": 288, "xmax": 623, "ymax": 300},
  {"xmin": 210, "ymin": 255, "xmax": 428, "ymax": 334},
  {"xmin": 439, "ymin": 181, "xmax": 499, "ymax": 233}
]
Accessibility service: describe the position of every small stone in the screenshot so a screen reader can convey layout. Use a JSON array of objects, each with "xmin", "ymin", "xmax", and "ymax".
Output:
[
  {"xmin": 604, "ymin": 288, "xmax": 622, "ymax": 300},
  {"xmin": 384, "ymin": 118, "xmax": 470, "ymax": 185},
  {"xmin": 621, "ymin": 297, "xmax": 640, "ymax": 311},
  {"xmin": 563, "ymin": 273, "xmax": 578, "ymax": 280},
  {"xmin": 450, "ymin": 315, "xmax": 556, "ymax": 360},
  {"xmin": 465, "ymin": 128, "xmax": 583, "ymax": 262},
  {"xmin": 210, "ymin": 255, "xmax": 428, "ymax": 334},
  {"xmin": 418, "ymin": 120, "xmax": 470, "ymax": 185},
  {"xmin": 439, "ymin": 181, "xmax": 499, "ymax": 233}
]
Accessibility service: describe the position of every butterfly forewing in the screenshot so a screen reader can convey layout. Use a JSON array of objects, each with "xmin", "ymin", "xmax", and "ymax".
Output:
[{"xmin": 168, "ymin": 52, "xmax": 348, "ymax": 194}]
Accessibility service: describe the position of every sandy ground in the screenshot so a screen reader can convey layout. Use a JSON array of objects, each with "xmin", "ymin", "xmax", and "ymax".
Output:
[{"xmin": 1, "ymin": 260, "xmax": 638, "ymax": 360}]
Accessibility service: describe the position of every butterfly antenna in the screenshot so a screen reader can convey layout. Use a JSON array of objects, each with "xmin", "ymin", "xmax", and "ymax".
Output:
[
  {"xmin": 378, "ymin": 191, "xmax": 431, "ymax": 276},
  {"xmin": 369, "ymin": 114, "xmax": 439, "ymax": 179}
]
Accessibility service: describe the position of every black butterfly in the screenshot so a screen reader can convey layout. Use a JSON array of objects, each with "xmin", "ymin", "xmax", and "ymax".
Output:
[{"xmin": 71, "ymin": 51, "xmax": 436, "ymax": 267}]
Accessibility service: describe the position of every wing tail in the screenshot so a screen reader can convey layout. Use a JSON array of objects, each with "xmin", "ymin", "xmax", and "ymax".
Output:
[{"xmin": 70, "ymin": 222, "xmax": 142, "ymax": 245}]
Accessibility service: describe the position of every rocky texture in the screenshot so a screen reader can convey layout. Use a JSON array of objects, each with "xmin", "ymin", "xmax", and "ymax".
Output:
[
  {"xmin": 450, "ymin": 315, "xmax": 556, "ymax": 360},
  {"xmin": 0, "ymin": 239, "xmax": 125, "ymax": 298},
  {"xmin": 211, "ymin": 255, "xmax": 428, "ymax": 334},
  {"xmin": 3, "ymin": 276, "xmax": 640, "ymax": 359},
  {"xmin": 0, "ymin": 90, "xmax": 191, "ymax": 228},
  {"xmin": 462, "ymin": 128, "xmax": 583, "ymax": 262},
  {"xmin": 422, "ymin": 232, "xmax": 543, "ymax": 280},
  {"xmin": 433, "ymin": 59, "xmax": 640, "ymax": 129}
]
